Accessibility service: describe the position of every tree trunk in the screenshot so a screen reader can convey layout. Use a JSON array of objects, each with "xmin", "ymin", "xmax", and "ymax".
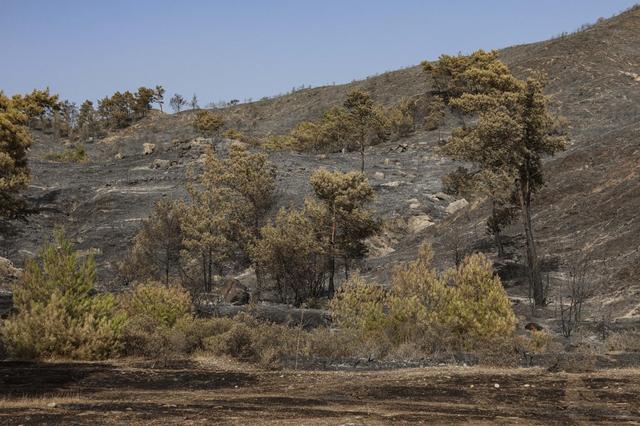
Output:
[
  {"xmin": 491, "ymin": 201, "xmax": 505, "ymax": 258},
  {"xmin": 518, "ymin": 171, "xmax": 544, "ymax": 306},
  {"xmin": 328, "ymin": 205, "xmax": 337, "ymax": 297},
  {"xmin": 344, "ymin": 257, "xmax": 350, "ymax": 280}
]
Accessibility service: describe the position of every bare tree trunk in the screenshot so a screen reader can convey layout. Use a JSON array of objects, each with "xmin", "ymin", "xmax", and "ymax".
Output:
[
  {"xmin": 518, "ymin": 171, "xmax": 543, "ymax": 306},
  {"xmin": 491, "ymin": 200, "xmax": 505, "ymax": 258},
  {"xmin": 328, "ymin": 205, "xmax": 337, "ymax": 297}
]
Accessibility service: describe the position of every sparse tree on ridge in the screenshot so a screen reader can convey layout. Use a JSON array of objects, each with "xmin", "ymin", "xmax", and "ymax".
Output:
[
  {"xmin": 153, "ymin": 85, "xmax": 165, "ymax": 112},
  {"xmin": 170, "ymin": 93, "xmax": 187, "ymax": 113},
  {"xmin": 190, "ymin": 94, "xmax": 199, "ymax": 110}
]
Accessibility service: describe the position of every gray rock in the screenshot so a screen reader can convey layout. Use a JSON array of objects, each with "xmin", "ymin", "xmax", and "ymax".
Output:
[
  {"xmin": 445, "ymin": 199, "xmax": 469, "ymax": 215},
  {"xmin": 143, "ymin": 143, "xmax": 156, "ymax": 155}
]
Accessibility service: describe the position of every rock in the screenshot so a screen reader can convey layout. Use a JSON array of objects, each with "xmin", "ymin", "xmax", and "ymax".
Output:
[
  {"xmin": 47, "ymin": 402, "xmax": 57, "ymax": 408},
  {"xmin": 434, "ymin": 192, "xmax": 452, "ymax": 201},
  {"xmin": 222, "ymin": 279, "xmax": 250, "ymax": 305},
  {"xmin": 152, "ymin": 159, "xmax": 170, "ymax": 169},
  {"xmin": 525, "ymin": 322, "xmax": 544, "ymax": 331},
  {"xmin": 0, "ymin": 257, "xmax": 22, "ymax": 284},
  {"xmin": 381, "ymin": 181, "xmax": 401, "ymax": 188},
  {"xmin": 234, "ymin": 267, "xmax": 257, "ymax": 290},
  {"xmin": 114, "ymin": 152, "xmax": 124, "ymax": 160},
  {"xmin": 373, "ymin": 171, "xmax": 385, "ymax": 180},
  {"xmin": 408, "ymin": 215, "xmax": 434, "ymax": 233},
  {"xmin": 494, "ymin": 383, "xmax": 500, "ymax": 389},
  {"xmin": 445, "ymin": 198, "xmax": 469, "ymax": 215},
  {"xmin": 407, "ymin": 199, "xmax": 421, "ymax": 209},
  {"xmin": 143, "ymin": 143, "xmax": 156, "ymax": 155}
]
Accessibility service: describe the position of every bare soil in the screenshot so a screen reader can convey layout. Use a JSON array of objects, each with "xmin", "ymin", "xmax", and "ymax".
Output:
[{"xmin": 1, "ymin": 360, "xmax": 639, "ymax": 425}]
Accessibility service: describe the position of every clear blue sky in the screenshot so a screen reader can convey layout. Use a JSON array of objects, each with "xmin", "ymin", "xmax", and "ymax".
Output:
[{"xmin": 2, "ymin": 0, "xmax": 637, "ymax": 105}]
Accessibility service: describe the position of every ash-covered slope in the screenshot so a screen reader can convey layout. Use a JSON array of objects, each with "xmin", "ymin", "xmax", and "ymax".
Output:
[{"xmin": 2, "ymin": 7, "xmax": 639, "ymax": 319}]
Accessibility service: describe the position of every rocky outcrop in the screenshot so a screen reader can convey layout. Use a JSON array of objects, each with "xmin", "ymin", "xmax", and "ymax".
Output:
[{"xmin": 0, "ymin": 257, "xmax": 21, "ymax": 286}]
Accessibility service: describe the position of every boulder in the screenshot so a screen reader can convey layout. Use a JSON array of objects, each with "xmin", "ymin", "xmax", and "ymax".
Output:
[
  {"xmin": 0, "ymin": 257, "xmax": 21, "ymax": 285},
  {"xmin": 381, "ymin": 181, "xmax": 401, "ymax": 188},
  {"xmin": 373, "ymin": 171, "xmax": 385, "ymax": 180},
  {"xmin": 445, "ymin": 198, "xmax": 469, "ymax": 215},
  {"xmin": 152, "ymin": 159, "xmax": 170, "ymax": 169},
  {"xmin": 222, "ymin": 279, "xmax": 250, "ymax": 305},
  {"xmin": 408, "ymin": 215, "xmax": 434, "ymax": 233},
  {"xmin": 114, "ymin": 152, "xmax": 124, "ymax": 160},
  {"xmin": 143, "ymin": 143, "xmax": 156, "ymax": 155}
]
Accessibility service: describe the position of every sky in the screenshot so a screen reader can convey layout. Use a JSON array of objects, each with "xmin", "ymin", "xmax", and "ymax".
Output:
[{"xmin": 1, "ymin": 0, "xmax": 638, "ymax": 106}]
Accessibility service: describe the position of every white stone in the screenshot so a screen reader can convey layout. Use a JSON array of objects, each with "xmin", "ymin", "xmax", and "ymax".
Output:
[
  {"xmin": 408, "ymin": 215, "xmax": 434, "ymax": 233},
  {"xmin": 373, "ymin": 171, "xmax": 385, "ymax": 180},
  {"xmin": 445, "ymin": 199, "xmax": 469, "ymax": 215},
  {"xmin": 143, "ymin": 143, "xmax": 156, "ymax": 155}
]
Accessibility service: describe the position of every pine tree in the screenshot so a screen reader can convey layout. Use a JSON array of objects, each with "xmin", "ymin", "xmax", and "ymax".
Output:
[
  {"xmin": 0, "ymin": 92, "xmax": 32, "ymax": 217},
  {"xmin": 309, "ymin": 169, "xmax": 377, "ymax": 296},
  {"xmin": 438, "ymin": 51, "xmax": 568, "ymax": 306},
  {"xmin": 153, "ymin": 85, "xmax": 165, "ymax": 112}
]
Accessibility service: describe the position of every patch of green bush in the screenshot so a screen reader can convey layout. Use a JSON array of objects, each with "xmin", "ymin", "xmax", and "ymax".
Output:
[
  {"xmin": 331, "ymin": 244, "xmax": 517, "ymax": 355},
  {"xmin": 45, "ymin": 144, "xmax": 88, "ymax": 163},
  {"xmin": 0, "ymin": 230, "xmax": 125, "ymax": 360}
]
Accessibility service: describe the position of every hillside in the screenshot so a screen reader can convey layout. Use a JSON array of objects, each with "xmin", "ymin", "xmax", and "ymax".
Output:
[{"xmin": 1, "ymin": 6, "xmax": 639, "ymax": 322}]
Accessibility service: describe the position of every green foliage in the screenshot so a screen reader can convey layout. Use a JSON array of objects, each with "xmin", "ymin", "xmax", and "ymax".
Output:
[
  {"xmin": 11, "ymin": 88, "xmax": 60, "ymax": 129},
  {"xmin": 1, "ymin": 230, "xmax": 126, "ymax": 359},
  {"xmin": 44, "ymin": 144, "xmax": 88, "ymax": 163},
  {"xmin": 0, "ymin": 92, "xmax": 32, "ymax": 217},
  {"xmin": 330, "ymin": 244, "xmax": 517, "ymax": 354},
  {"xmin": 97, "ymin": 87, "xmax": 157, "ymax": 129},
  {"xmin": 193, "ymin": 110, "xmax": 225, "ymax": 139},
  {"xmin": 76, "ymin": 100, "xmax": 99, "ymax": 139},
  {"xmin": 250, "ymin": 206, "xmax": 327, "ymax": 305},
  {"xmin": 121, "ymin": 200, "xmax": 184, "ymax": 285},
  {"xmin": 310, "ymin": 168, "xmax": 378, "ymax": 295},
  {"xmin": 386, "ymin": 98, "xmax": 419, "ymax": 138},
  {"xmin": 121, "ymin": 282, "xmax": 192, "ymax": 328},
  {"xmin": 330, "ymin": 274, "xmax": 387, "ymax": 342},
  {"xmin": 180, "ymin": 144, "xmax": 276, "ymax": 292},
  {"xmin": 435, "ymin": 50, "xmax": 569, "ymax": 305},
  {"xmin": 120, "ymin": 282, "xmax": 217, "ymax": 359},
  {"xmin": 424, "ymin": 96, "xmax": 446, "ymax": 130}
]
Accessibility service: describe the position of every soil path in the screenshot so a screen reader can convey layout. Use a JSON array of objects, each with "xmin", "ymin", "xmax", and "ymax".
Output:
[{"xmin": 1, "ymin": 360, "xmax": 639, "ymax": 424}]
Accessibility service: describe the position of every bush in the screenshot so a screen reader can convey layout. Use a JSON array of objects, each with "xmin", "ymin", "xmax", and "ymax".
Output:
[
  {"xmin": 0, "ymin": 230, "xmax": 125, "ymax": 359},
  {"xmin": 330, "ymin": 244, "xmax": 517, "ymax": 356},
  {"xmin": 121, "ymin": 282, "xmax": 196, "ymax": 358},
  {"xmin": 121, "ymin": 282, "xmax": 191, "ymax": 327},
  {"xmin": 202, "ymin": 316, "xmax": 296, "ymax": 368},
  {"xmin": 45, "ymin": 144, "xmax": 88, "ymax": 163}
]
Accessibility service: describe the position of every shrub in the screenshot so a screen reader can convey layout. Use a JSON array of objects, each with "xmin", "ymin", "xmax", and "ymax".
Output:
[
  {"xmin": 329, "ymin": 244, "xmax": 517, "ymax": 356},
  {"xmin": 121, "ymin": 282, "xmax": 192, "ymax": 327},
  {"xmin": 44, "ymin": 144, "xmax": 88, "ymax": 163},
  {"xmin": 202, "ymin": 317, "xmax": 296, "ymax": 368},
  {"xmin": 0, "ymin": 230, "xmax": 125, "ymax": 359},
  {"xmin": 121, "ymin": 282, "xmax": 196, "ymax": 358}
]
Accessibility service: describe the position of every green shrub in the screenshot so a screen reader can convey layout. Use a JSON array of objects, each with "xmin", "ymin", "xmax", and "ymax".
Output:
[
  {"xmin": 0, "ymin": 230, "xmax": 125, "ymax": 359},
  {"xmin": 330, "ymin": 244, "xmax": 517, "ymax": 356},
  {"xmin": 45, "ymin": 144, "xmax": 88, "ymax": 163},
  {"xmin": 121, "ymin": 282, "xmax": 196, "ymax": 358},
  {"xmin": 121, "ymin": 282, "xmax": 192, "ymax": 327}
]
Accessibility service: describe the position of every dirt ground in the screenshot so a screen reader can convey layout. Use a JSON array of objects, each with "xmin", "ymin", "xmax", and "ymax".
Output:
[{"xmin": 1, "ymin": 359, "xmax": 639, "ymax": 425}]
